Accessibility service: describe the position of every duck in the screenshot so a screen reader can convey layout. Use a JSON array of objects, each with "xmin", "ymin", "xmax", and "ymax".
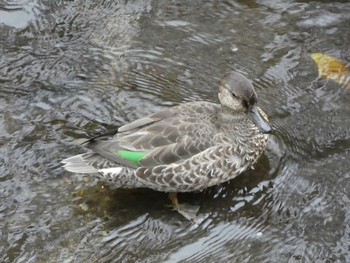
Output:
[{"xmin": 62, "ymin": 71, "xmax": 271, "ymax": 220}]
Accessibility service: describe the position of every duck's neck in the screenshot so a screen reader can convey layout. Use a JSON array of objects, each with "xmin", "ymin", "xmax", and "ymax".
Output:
[{"xmin": 218, "ymin": 107, "xmax": 267, "ymax": 146}]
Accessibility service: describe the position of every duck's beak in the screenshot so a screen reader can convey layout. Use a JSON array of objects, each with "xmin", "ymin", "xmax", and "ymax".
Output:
[{"xmin": 249, "ymin": 105, "xmax": 272, "ymax": 134}]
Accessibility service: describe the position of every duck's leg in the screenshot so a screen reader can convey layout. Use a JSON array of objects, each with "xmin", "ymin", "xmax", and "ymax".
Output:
[{"xmin": 168, "ymin": 192, "xmax": 200, "ymax": 222}]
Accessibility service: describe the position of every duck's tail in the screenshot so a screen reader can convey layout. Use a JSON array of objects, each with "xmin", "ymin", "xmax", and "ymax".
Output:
[
  {"xmin": 62, "ymin": 153, "xmax": 144, "ymax": 189},
  {"xmin": 62, "ymin": 154, "xmax": 100, "ymax": 173}
]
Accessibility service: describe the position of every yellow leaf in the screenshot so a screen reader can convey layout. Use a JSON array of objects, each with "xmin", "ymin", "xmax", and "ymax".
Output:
[{"xmin": 311, "ymin": 53, "xmax": 350, "ymax": 88}]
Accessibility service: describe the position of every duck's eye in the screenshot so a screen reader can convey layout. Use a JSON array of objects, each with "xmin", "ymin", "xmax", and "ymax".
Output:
[{"xmin": 242, "ymin": 100, "xmax": 249, "ymax": 109}]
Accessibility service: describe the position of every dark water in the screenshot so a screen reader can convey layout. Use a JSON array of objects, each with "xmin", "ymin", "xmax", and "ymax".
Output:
[{"xmin": 1, "ymin": 0, "xmax": 350, "ymax": 262}]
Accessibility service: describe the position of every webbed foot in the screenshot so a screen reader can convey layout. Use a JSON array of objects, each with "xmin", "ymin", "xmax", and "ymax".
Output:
[{"xmin": 168, "ymin": 192, "xmax": 200, "ymax": 222}]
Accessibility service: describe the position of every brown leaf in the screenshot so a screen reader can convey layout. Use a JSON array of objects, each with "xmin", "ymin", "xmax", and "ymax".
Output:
[{"xmin": 311, "ymin": 53, "xmax": 350, "ymax": 88}]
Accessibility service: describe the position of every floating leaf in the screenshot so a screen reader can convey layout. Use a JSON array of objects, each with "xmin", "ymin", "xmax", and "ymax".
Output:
[{"xmin": 311, "ymin": 53, "xmax": 350, "ymax": 88}]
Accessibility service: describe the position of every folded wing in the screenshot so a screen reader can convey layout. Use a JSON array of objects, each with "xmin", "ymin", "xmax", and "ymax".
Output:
[{"xmin": 86, "ymin": 102, "xmax": 221, "ymax": 168}]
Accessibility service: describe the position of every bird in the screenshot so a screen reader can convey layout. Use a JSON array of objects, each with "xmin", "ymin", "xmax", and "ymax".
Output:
[{"xmin": 62, "ymin": 71, "xmax": 271, "ymax": 220}]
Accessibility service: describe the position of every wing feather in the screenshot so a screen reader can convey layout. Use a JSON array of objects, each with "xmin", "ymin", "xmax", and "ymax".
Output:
[{"xmin": 86, "ymin": 102, "xmax": 221, "ymax": 168}]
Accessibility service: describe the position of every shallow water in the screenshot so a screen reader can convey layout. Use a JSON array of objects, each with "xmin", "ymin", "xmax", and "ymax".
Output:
[{"xmin": 1, "ymin": 0, "xmax": 350, "ymax": 262}]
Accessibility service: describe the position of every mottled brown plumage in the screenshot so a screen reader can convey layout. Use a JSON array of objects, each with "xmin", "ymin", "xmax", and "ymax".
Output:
[{"xmin": 62, "ymin": 71, "xmax": 271, "ymax": 193}]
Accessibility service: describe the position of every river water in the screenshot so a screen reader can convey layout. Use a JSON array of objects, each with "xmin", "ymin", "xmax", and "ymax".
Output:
[{"xmin": 1, "ymin": 0, "xmax": 350, "ymax": 262}]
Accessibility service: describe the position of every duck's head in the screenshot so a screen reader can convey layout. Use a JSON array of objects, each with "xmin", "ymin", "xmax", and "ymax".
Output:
[{"xmin": 218, "ymin": 71, "xmax": 272, "ymax": 134}]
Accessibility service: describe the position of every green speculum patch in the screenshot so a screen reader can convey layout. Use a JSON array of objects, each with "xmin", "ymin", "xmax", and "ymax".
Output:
[{"xmin": 117, "ymin": 150, "xmax": 147, "ymax": 166}]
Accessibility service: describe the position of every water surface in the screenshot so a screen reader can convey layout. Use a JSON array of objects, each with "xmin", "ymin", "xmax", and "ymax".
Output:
[{"xmin": 1, "ymin": 0, "xmax": 350, "ymax": 262}]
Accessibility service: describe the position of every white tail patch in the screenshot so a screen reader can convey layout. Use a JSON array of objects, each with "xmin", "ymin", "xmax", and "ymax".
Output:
[
  {"xmin": 61, "ymin": 154, "xmax": 86, "ymax": 164},
  {"xmin": 63, "ymin": 163, "xmax": 99, "ymax": 174},
  {"xmin": 62, "ymin": 154, "xmax": 98, "ymax": 173}
]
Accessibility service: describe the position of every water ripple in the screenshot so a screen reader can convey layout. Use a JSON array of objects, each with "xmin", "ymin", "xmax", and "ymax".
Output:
[{"xmin": 1, "ymin": 0, "xmax": 350, "ymax": 262}]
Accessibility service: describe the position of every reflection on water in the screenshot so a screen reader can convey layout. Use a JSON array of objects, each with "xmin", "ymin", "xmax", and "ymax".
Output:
[
  {"xmin": 1, "ymin": 0, "xmax": 350, "ymax": 262},
  {"xmin": 0, "ymin": 0, "xmax": 39, "ymax": 28}
]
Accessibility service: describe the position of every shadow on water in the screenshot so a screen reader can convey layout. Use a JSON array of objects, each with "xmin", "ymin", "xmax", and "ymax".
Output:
[{"xmin": 1, "ymin": 0, "xmax": 350, "ymax": 262}]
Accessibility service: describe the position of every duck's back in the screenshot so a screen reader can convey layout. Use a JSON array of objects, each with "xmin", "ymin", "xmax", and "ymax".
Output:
[{"xmin": 87, "ymin": 101, "xmax": 223, "ymax": 169}]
